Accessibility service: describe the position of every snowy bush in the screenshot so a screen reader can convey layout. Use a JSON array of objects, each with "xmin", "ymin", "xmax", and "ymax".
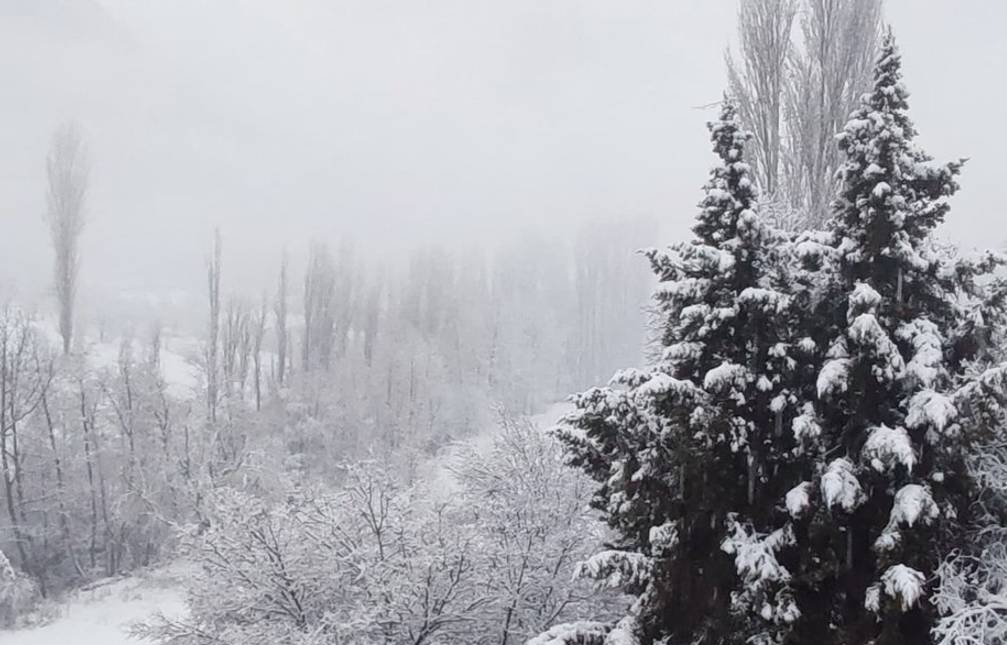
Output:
[
  {"xmin": 934, "ymin": 542, "xmax": 1007, "ymax": 645},
  {"xmin": 136, "ymin": 414, "xmax": 618, "ymax": 645}
]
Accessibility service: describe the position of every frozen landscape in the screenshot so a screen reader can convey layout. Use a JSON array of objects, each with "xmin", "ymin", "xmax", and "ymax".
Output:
[
  {"xmin": 0, "ymin": 567, "xmax": 186, "ymax": 645},
  {"xmin": 3, "ymin": 1, "xmax": 1007, "ymax": 645},
  {"xmin": 2, "ymin": 404, "xmax": 571, "ymax": 645}
]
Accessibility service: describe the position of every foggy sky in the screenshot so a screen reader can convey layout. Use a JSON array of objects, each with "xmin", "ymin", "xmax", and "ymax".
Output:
[{"xmin": 0, "ymin": 0, "xmax": 1003, "ymax": 299}]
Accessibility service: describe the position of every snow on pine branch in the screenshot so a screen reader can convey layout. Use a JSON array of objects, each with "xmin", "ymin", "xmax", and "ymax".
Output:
[
  {"xmin": 848, "ymin": 282, "xmax": 882, "ymax": 318},
  {"xmin": 847, "ymin": 313, "xmax": 905, "ymax": 383},
  {"xmin": 575, "ymin": 550, "xmax": 652, "ymax": 590},
  {"xmin": 881, "ymin": 564, "xmax": 927, "ymax": 611},
  {"xmin": 785, "ymin": 482, "xmax": 812, "ymax": 519},
  {"xmin": 704, "ymin": 361, "xmax": 750, "ymax": 404},
  {"xmin": 905, "ymin": 389, "xmax": 957, "ymax": 436},
  {"xmin": 862, "ymin": 425, "xmax": 916, "ymax": 474},
  {"xmin": 792, "ymin": 402, "xmax": 822, "ymax": 446},
  {"xmin": 817, "ymin": 339, "xmax": 852, "ymax": 399},
  {"xmin": 875, "ymin": 484, "xmax": 939, "ymax": 553},
  {"xmin": 896, "ymin": 318, "xmax": 946, "ymax": 389},
  {"xmin": 821, "ymin": 458, "xmax": 865, "ymax": 513},
  {"xmin": 721, "ymin": 517, "xmax": 795, "ymax": 586}
]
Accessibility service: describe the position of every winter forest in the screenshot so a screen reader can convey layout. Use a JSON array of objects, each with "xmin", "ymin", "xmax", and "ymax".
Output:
[{"xmin": 2, "ymin": 1, "xmax": 1007, "ymax": 645}]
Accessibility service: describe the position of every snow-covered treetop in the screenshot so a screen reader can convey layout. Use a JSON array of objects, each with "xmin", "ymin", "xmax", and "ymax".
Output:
[
  {"xmin": 833, "ymin": 31, "xmax": 962, "ymax": 285},
  {"xmin": 693, "ymin": 98, "xmax": 759, "ymax": 249}
]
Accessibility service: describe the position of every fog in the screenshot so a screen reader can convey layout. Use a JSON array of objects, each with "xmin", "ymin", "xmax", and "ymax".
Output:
[
  {"xmin": 2, "ymin": 0, "xmax": 1002, "ymax": 300},
  {"xmin": 5, "ymin": 2, "xmax": 1007, "ymax": 644}
]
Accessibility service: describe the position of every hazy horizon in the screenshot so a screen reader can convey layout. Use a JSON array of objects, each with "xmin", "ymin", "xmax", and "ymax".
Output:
[{"xmin": 1, "ymin": 0, "xmax": 1003, "ymax": 301}]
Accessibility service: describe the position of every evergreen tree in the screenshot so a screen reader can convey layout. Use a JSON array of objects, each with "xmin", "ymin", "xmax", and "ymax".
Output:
[
  {"xmin": 781, "ymin": 32, "xmax": 997, "ymax": 645},
  {"xmin": 545, "ymin": 32, "xmax": 1007, "ymax": 645},
  {"xmin": 554, "ymin": 99, "xmax": 805, "ymax": 644}
]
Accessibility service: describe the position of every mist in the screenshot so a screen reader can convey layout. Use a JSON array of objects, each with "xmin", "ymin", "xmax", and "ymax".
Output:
[
  {"xmin": 3, "ymin": 2, "xmax": 1007, "ymax": 644},
  {"xmin": 1, "ymin": 0, "xmax": 1001, "ymax": 302}
]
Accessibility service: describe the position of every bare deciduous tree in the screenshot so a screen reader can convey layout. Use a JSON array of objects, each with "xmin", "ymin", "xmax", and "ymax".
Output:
[
  {"xmin": 45, "ymin": 123, "xmax": 89, "ymax": 355},
  {"xmin": 302, "ymin": 242, "xmax": 336, "ymax": 371},
  {"xmin": 728, "ymin": 0, "xmax": 882, "ymax": 228},
  {"xmin": 726, "ymin": 0, "xmax": 799, "ymax": 197},
  {"xmin": 252, "ymin": 294, "xmax": 267, "ymax": 411},
  {"xmin": 274, "ymin": 252, "xmax": 288, "ymax": 386},
  {"xmin": 784, "ymin": 0, "xmax": 882, "ymax": 226},
  {"xmin": 206, "ymin": 229, "xmax": 221, "ymax": 422}
]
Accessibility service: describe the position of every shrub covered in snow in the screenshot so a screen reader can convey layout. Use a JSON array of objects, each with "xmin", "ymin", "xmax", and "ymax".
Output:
[{"xmin": 136, "ymin": 415, "xmax": 619, "ymax": 645}]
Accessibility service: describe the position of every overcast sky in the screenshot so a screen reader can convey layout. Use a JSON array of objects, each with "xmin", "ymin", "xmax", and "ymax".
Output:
[{"xmin": 0, "ymin": 0, "xmax": 1003, "ymax": 297}]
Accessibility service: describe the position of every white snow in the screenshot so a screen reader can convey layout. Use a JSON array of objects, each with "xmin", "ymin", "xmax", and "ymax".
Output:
[
  {"xmin": 785, "ymin": 482, "xmax": 812, "ymax": 518},
  {"xmin": 792, "ymin": 403, "xmax": 822, "ymax": 444},
  {"xmin": 848, "ymin": 282, "xmax": 882, "ymax": 315},
  {"xmin": 862, "ymin": 424, "xmax": 916, "ymax": 473},
  {"xmin": 83, "ymin": 336, "xmax": 202, "ymax": 401},
  {"xmin": 721, "ymin": 519, "xmax": 794, "ymax": 585},
  {"xmin": 648, "ymin": 521, "xmax": 679, "ymax": 555},
  {"xmin": 575, "ymin": 550, "xmax": 652, "ymax": 590},
  {"xmin": 872, "ymin": 181, "xmax": 892, "ymax": 198},
  {"xmin": 865, "ymin": 583, "xmax": 882, "ymax": 613},
  {"xmin": 636, "ymin": 372, "xmax": 699, "ymax": 400},
  {"xmin": 817, "ymin": 357, "xmax": 851, "ymax": 399},
  {"xmin": 888, "ymin": 483, "xmax": 939, "ymax": 528},
  {"xmin": 897, "ymin": 319, "xmax": 945, "ymax": 389},
  {"xmin": 605, "ymin": 616, "xmax": 641, "ymax": 645},
  {"xmin": 663, "ymin": 341, "xmax": 704, "ymax": 363},
  {"xmin": 527, "ymin": 621, "xmax": 611, "ymax": 645},
  {"xmin": 703, "ymin": 362, "xmax": 748, "ymax": 392},
  {"xmin": 847, "ymin": 313, "xmax": 905, "ymax": 382},
  {"xmin": 875, "ymin": 484, "xmax": 939, "ymax": 553},
  {"xmin": 821, "ymin": 457, "xmax": 865, "ymax": 512},
  {"xmin": 881, "ymin": 564, "xmax": 926, "ymax": 610},
  {"xmin": 906, "ymin": 390, "xmax": 957, "ymax": 435},
  {"xmin": 738, "ymin": 287, "xmax": 790, "ymax": 314},
  {"xmin": 0, "ymin": 566, "xmax": 187, "ymax": 645}
]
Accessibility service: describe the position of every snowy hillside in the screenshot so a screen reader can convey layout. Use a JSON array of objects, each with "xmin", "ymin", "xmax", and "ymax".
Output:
[{"xmin": 31, "ymin": 316, "xmax": 202, "ymax": 400}]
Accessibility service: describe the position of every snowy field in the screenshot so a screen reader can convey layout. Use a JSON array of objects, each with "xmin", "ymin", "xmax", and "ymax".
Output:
[{"xmin": 0, "ymin": 565, "xmax": 188, "ymax": 645}]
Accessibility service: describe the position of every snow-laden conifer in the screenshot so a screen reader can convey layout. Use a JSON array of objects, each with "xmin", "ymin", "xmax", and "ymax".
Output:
[{"xmin": 552, "ymin": 99, "xmax": 804, "ymax": 645}]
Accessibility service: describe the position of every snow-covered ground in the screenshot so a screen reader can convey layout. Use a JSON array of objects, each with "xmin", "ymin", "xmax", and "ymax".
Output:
[{"xmin": 0, "ymin": 566, "xmax": 188, "ymax": 645}]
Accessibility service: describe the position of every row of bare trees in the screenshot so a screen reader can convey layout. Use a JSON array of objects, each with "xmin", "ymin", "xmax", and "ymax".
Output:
[
  {"xmin": 727, "ymin": 0, "xmax": 883, "ymax": 227},
  {"xmin": 0, "ymin": 308, "xmax": 216, "ymax": 600},
  {"xmin": 3, "ymin": 118, "xmax": 655, "ymax": 611},
  {"xmin": 196, "ymin": 219, "xmax": 654, "ymax": 478}
]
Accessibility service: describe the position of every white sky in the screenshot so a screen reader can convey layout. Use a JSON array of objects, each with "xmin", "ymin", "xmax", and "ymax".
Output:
[{"xmin": 0, "ymin": 0, "xmax": 1003, "ymax": 297}]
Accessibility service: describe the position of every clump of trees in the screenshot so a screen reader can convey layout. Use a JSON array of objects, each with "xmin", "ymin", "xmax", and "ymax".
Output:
[
  {"xmin": 0, "ymin": 305, "xmax": 209, "ymax": 599},
  {"xmin": 134, "ymin": 414, "xmax": 621, "ymax": 645},
  {"xmin": 2, "ymin": 116, "xmax": 656, "ymax": 617},
  {"xmin": 547, "ymin": 33, "xmax": 1007, "ymax": 645}
]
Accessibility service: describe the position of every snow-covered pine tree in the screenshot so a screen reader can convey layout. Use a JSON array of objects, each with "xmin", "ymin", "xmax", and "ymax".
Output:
[
  {"xmin": 783, "ymin": 31, "xmax": 996, "ymax": 645},
  {"xmin": 553, "ymin": 99, "xmax": 806, "ymax": 645}
]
